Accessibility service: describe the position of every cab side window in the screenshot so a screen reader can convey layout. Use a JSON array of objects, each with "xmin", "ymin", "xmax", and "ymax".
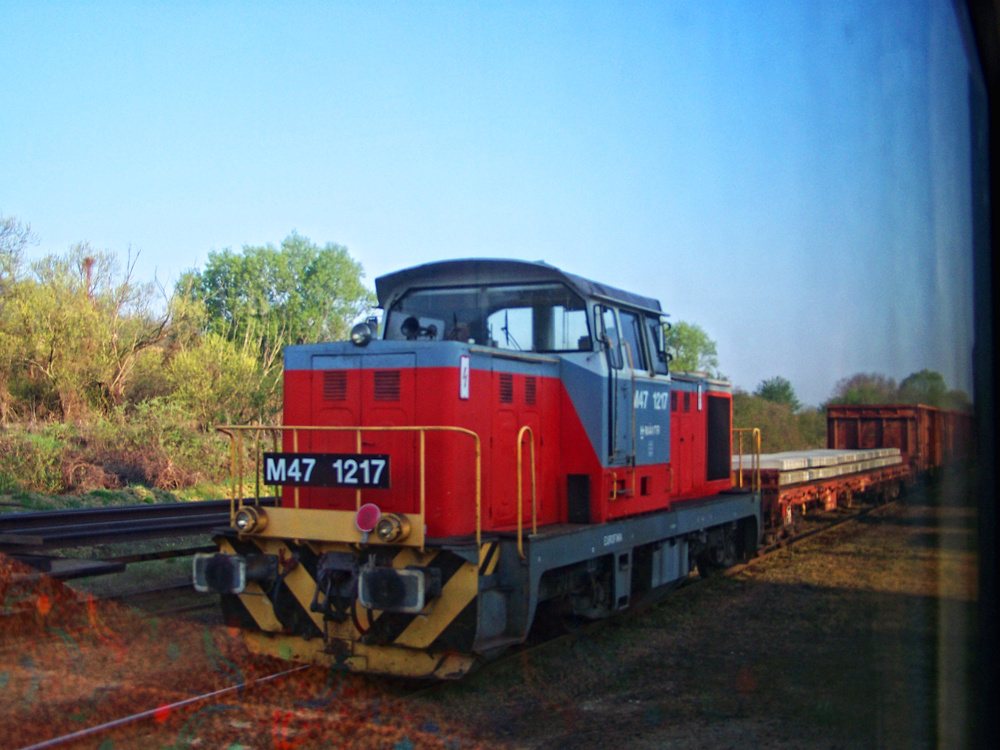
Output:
[
  {"xmin": 619, "ymin": 310, "xmax": 647, "ymax": 371},
  {"xmin": 645, "ymin": 316, "xmax": 669, "ymax": 375},
  {"xmin": 598, "ymin": 306, "xmax": 622, "ymax": 369}
]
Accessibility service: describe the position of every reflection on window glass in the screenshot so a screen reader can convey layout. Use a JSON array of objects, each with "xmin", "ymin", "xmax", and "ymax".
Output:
[
  {"xmin": 600, "ymin": 306, "xmax": 622, "ymax": 369},
  {"xmin": 646, "ymin": 317, "xmax": 668, "ymax": 375},
  {"xmin": 619, "ymin": 310, "xmax": 647, "ymax": 370},
  {"xmin": 384, "ymin": 283, "xmax": 590, "ymax": 352}
]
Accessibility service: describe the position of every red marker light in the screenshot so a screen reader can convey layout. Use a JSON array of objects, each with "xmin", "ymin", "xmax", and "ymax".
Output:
[{"xmin": 356, "ymin": 503, "xmax": 381, "ymax": 533}]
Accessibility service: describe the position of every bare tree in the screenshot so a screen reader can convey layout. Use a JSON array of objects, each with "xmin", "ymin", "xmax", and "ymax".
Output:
[
  {"xmin": 0, "ymin": 213, "xmax": 36, "ymax": 262},
  {"xmin": 0, "ymin": 213, "xmax": 38, "ymax": 423}
]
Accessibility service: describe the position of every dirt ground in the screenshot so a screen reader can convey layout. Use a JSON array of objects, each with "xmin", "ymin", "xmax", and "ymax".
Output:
[
  {"xmin": 0, "ymin": 471, "xmax": 981, "ymax": 749},
  {"xmin": 424, "ymin": 473, "xmax": 981, "ymax": 749}
]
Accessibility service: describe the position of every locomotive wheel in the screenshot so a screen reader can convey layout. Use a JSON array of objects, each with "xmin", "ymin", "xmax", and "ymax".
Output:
[
  {"xmin": 529, "ymin": 600, "xmax": 584, "ymax": 642},
  {"xmin": 720, "ymin": 533, "xmax": 737, "ymax": 567},
  {"xmin": 696, "ymin": 530, "xmax": 737, "ymax": 578},
  {"xmin": 739, "ymin": 518, "xmax": 760, "ymax": 561}
]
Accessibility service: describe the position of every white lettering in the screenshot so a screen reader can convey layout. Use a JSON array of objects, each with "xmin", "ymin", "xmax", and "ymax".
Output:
[
  {"xmin": 603, "ymin": 532, "xmax": 624, "ymax": 547},
  {"xmin": 265, "ymin": 458, "xmax": 286, "ymax": 483},
  {"xmin": 301, "ymin": 458, "xmax": 316, "ymax": 482},
  {"xmin": 343, "ymin": 459, "xmax": 359, "ymax": 484},
  {"xmin": 370, "ymin": 458, "xmax": 387, "ymax": 484},
  {"xmin": 459, "ymin": 355, "xmax": 470, "ymax": 399}
]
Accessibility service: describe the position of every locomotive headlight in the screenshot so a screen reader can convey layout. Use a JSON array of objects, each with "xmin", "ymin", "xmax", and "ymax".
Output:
[
  {"xmin": 375, "ymin": 513, "xmax": 411, "ymax": 543},
  {"xmin": 350, "ymin": 321, "xmax": 374, "ymax": 346},
  {"xmin": 233, "ymin": 506, "xmax": 267, "ymax": 534}
]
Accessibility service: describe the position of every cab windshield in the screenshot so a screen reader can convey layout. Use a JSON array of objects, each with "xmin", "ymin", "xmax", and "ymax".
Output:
[{"xmin": 384, "ymin": 282, "xmax": 592, "ymax": 352}]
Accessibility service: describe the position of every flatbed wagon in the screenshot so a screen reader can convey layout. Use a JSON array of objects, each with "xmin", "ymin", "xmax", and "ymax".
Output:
[{"xmin": 734, "ymin": 447, "xmax": 907, "ymax": 532}]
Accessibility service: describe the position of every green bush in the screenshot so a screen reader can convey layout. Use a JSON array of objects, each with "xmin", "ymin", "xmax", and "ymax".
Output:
[
  {"xmin": 79, "ymin": 399, "xmax": 232, "ymax": 490},
  {"xmin": 163, "ymin": 333, "xmax": 280, "ymax": 428},
  {"xmin": 0, "ymin": 425, "xmax": 68, "ymax": 494},
  {"xmin": 733, "ymin": 393, "xmax": 826, "ymax": 453},
  {"xmin": 0, "ymin": 403, "xmax": 238, "ymax": 495}
]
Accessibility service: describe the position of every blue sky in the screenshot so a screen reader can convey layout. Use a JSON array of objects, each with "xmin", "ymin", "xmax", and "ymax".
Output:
[{"xmin": 1, "ymin": 0, "xmax": 976, "ymax": 407}]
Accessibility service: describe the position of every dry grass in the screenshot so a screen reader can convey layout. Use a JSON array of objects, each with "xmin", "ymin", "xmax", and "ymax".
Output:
[
  {"xmin": 418, "ymin": 475, "xmax": 980, "ymax": 749},
  {"xmin": 0, "ymin": 473, "xmax": 979, "ymax": 749},
  {"xmin": 0, "ymin": 553, "xmax": 486, "ymax": 749}
]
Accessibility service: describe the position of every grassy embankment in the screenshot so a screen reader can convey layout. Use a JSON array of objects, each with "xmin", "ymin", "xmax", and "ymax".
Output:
[{"xmin": 0, "ymin": 411, "xmax": 265, "ymax": 595}]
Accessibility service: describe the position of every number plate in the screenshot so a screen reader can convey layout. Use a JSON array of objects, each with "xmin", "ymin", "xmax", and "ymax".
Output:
[{"xmin": 262, "ymin": 453, "xmax": 391, "ymax": 488}]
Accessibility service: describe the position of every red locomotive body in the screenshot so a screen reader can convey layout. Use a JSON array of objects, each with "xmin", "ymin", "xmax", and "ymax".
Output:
[
  {"xmin": 279, "ymin": 354, "xmax": 735, "ymax": 535},
  {"xmin": 195, "ymin": 259, "xmax": 762, "ymax": 678},
  {"xmin": 194, "ymin": 260, "xmax": 973, "ymax": 678}
]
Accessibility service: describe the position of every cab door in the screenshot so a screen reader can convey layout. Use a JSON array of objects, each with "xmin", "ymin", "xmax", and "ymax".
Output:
[
  {"xmin": 619, "ymin": 309, "xmax": 671, "ymax": 467},
  {"xmin": 597, "ymin": 305, "xmax": 633, "ymax": 466}
]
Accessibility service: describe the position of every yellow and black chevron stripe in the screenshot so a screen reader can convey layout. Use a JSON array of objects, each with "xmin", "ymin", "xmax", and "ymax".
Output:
[{"xmin": 215, "ymin": 536, "xmax": 502, "ymax": 679}]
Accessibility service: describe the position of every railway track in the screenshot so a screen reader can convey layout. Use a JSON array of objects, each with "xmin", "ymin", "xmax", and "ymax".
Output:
[
  {"xmin": 0, "ymin": 499, "xmax": 282, "ymax": 625},
  {"xmin": 462, "ymin": 495, "xmax": 901, "ymax": 680},
  {"xmin": 0, "ymin": 498, "xmax": 277, "ymax": 551},
  {"xmin": 105, "ymin": 582, "xmax": 219, "ymax": 618},
  {"xmin": 3, "ymin": 490, "xmax": 944, "ymax": 750},
  {"xmin": 458, "ymin": 483, "xmax": 973, "ymax": 749},
  {"xmin": 0, "ymin": 498, "xmax": 277, "ymax": 580},
  {"xmin": 14, "ymin": 665, "xmax": 311, "ymax": 750}
]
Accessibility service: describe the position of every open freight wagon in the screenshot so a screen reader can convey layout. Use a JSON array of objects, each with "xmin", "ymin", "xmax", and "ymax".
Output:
[{"xmin": 827, "ymin": 403, "xmax": 973, "ymax": 473}]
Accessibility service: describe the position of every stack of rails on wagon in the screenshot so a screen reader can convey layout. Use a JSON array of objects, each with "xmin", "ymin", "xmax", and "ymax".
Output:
[
  {"xmin": 193, "ymin": 258, "xmax": 763, "ymax": 679},
  {"xmin": 732, "ymin": 447, "xmax": 906, "ymax": 539}
]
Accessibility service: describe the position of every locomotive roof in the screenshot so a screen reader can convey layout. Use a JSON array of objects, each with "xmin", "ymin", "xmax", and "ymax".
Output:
[{"xmin": 375, "ymin": 259, "xmax": 663, "ymax": 315}]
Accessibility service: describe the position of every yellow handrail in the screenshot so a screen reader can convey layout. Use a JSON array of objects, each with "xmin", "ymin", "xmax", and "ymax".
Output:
[
  {"xmin": 516, "ymin": 426, "xmax": 538, "ymax": 559},
  {"xmin": 216, "ymin": 424, "xmax": 482, "ymax": 544},
  {"xmin": 217, "ymin": 426, "xmax": 283, "ymax": 523},
  {"xmin": 731, "ymin": 427, "xmax": 762, "ymax": 492}
]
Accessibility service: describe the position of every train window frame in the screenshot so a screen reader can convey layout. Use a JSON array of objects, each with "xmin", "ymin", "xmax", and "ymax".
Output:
[
  {"xmin": 645, "ymin": 316, "xmax": 669, "ymax": 375},
  {"xmin": 597, "ymin": 305, "xmax": 623, "ymax": 370},
  {"xmin": 384, "ymin": 282, "xmax": 592, "ymax": 352},
  {"xmin": 618, "ymin": 309, "xmax": 648, "ymax": 372}
]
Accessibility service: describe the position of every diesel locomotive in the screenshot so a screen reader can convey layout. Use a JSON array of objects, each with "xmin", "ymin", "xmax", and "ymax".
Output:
[{"xmin": 193, "ymin": 259, "xmax": 763, "ymax": 679}]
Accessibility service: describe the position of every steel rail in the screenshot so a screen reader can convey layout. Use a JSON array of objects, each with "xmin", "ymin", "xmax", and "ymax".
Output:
[
  {"xmin": 0, "ymin": 498, "xmax": 276, "ymax": 551},
  {"xmin": 15, "ymin": 665, "xmax": 311, "ymax": 750},
  {"xmin": 0, "ymin": 498, "xmax": 274, "ymax": 531},
  {"xmin": 3, "ymin": 516, "xmax": 225, "ymax": 542},
  {"xmin": 2, "ymin": 515, "xmax": 234, "ymax": 546}
]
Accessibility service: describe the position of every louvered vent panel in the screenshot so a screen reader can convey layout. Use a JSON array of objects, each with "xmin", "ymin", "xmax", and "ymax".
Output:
[
  {"xmin": 525, "ymin": 376, "xmax": 537, "ymax": 405},
  {"xmin": 499, "ymin": 373, "xmax": 514, "ymax": 403},
  {"xmin": 323, "ymin": 371, "xmax": 347, "ymax": 401},
  {"xmin": 374, "ymin": 371, "xmax": 401, "ymax": 401}
]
